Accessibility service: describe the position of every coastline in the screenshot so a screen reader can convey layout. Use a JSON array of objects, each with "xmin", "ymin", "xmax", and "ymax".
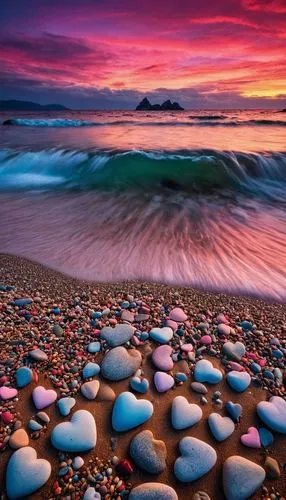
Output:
[{"xmin": 0, "ymin": 254, "xmax": 285, "ymax": 499}]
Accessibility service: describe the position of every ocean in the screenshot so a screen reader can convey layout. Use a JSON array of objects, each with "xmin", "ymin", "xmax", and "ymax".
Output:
[{"xmin": 0, "ymin": 109, "xmax": 285, "ymax": 301}]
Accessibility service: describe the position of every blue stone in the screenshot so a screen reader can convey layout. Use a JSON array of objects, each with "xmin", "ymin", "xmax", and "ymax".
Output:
[
  {"xmin": 130, "ymin": 377, "xmax": 149, "ymax": 394},
  {"xmin": 194, "ymin": 359, "xmax": 223, "ymax": 384},
  {"xmin": 259, "ymin": 428, "xmax": 274, "ymax": 448},
  {"xmin": 112, "ymin": 391, "xmax": 153, "ymax": 432},
  {"xmin": 92, "ymin": 311, "xmax": 102, "ymax": 319},
  {"xmin": 13, "ymin": 298, "xmax": 33, "ymax": 307},
  {"xmin": 57, "ymin": 397, "xmax": 76, "ymax": 416},
  {"xmin": 263, "ymin": 370, "xmax": 274, "ymax": 380},
  {"xmin": 225, "ymin": 401, "xmax": 242, "ymax": 423},
  {"xmin": 240, "ymin": 320, "xmax": 253, "ymax": 330},
  {"xmin": 226, "ymin": 371, "xmax": 251, "ymax": 392},
  {"xmin": 140, "ymin": 332, "xmax": 149, "ymax": 341},
  {"xmin": 87, "ymin": 342, "xmax": 101, "ymax": 353},
  {"xmin": 82, "ymin": 362, "xmax": 100, "ymax": 379},
  {"xmin": 15, "ymin": 366, "xmax": 33, "ymax": 388},
  {"xmin": 129, "ymin": 302, "xmax": 137, "ymax": 308},
  {"xmin": 272, "ymin": 350, "xmax": 283, "ymax": 360},
  {"xmin": 121, "ymin": 301, "xmax": 130, "ymax": 309},
  {"xmin": 250, "ymin": 362, "xmax": 261, "ymax": 374},
  {"xmin": 176, "ymin": 329, "xmax": 185, "ymax": 337},
  {"xmin": 175, "ymin": 372, "xmax": 188, "ymax": 382},
  {"xmin": 51, "ymin": 308, "xmax": 61, "ymax": 315}
]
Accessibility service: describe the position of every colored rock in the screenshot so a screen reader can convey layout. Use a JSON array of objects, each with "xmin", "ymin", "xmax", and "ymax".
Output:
[
  {"xmin": 81, "ymin": 380, "xmax": 100, "ymax": 400},
  {"xmin": 154, "ymin": 372, "xmax": 174, "ymax": 392},
  {"xmin": 51, "ymin": 410, "xmax": 97, "ymax": 452},
  {"xmin": 129, "ymin": 483, "xmax": 178, "ymax": 500},
  {"xmin": 13, "ymin": 298, "xmax": 33, "ymax": 307},
  {"xmin": 172, "ymin": 396, "xmax": 202, "ymax": 430},
  {"xmin": 240, "ymin": 427, "xmax": 261, "ymax": 448},
  {"xmin": 217, "ymin": 324, "xmax": 231, "ymax": 335},
  {"xmin": 87, "ymin": 342, "xmax": 101, "ymax": 353},
  {"xmin": 223, "ymin": 456, "xmax": 265, "ymax": 500},
  {"xmin": 57, "ymin": 397, "xmax": 76, "ymax": 416},
  {"xmin": 36, "ymin": 412, "xmax": 50, "ymax": 424},
  {"xmin": 95, "ymin": 382, "xmax": 116, "ymax": 402},
  {"xmin": 83, "ymin": 487, "xmax": 101, "ymax": 499},
  {"xmin": 149, "ymin": 326, "xmax": 173, "ymax": 344},
  {"xmin": 256, "ymin": 396, "xmax": 286, "ymax": 434},
  {"xmin": 112, "ymin": 391, "xmax": 153, "ymax": 432},
  {"xmin": 174, "ymin": 437, "xmax": 217, "ymax": 482},
  {"xmin": 194, "ymin": 360, "xmax": 222, "ymax": 384},
  {"xmin": 264, "ymin": 456, "xmax": 280, "ymax": 479},
  {"xmin": 15, "ymin": 367, "xmax": 33, "ymax": 388},
  {"xmin": 32, "ymin": 386, "xmax": 57, "ymax": 409},
  {"xmin": 225, "ymin": 401, "xmax": 242, "ymax": 423},
  {"xmin": 130, "ymin": 430, "xmax": 167, "ymax": 474},
  {"xmin": 208, "ymin": 413, "xmax": 235, "ymax": 441},
  {"xmin": 152, "ymin": 345, "xmax": 173, "ymax": 371},
  {"xmin": 29, "ymin": 349, "xmax": 48, "ymax": 361},
  {"xmin": 6, "ymin": 447, "xmax": 51, "ymax": 499},
  {"xmin": 130, "ymin": 376, "xmax": 149, "ymax": 394},
  {"xmin": 226, "ymin": 372, "xmax": 251, "ymax": 392},
  {"xmin": 259, "ymin": 428, "xmax": 274, "ymax": 448},
  {"xmin": 9, "ymin": 429, "xmax": 29, "ymax": 449},
  {"xmin": 28, "ymin": 419, "xmax": 43, "ymax": 431},
  {"xmin": 0, "ymin": 386, "xmax": 18, "ymax": 400},
  {"xmin": 223, "ymin": 342, "xmax": 245, "ymax": 361},
  {"xmin": 82, "ymin": 362, "xmax": 100, "ymax": 378},
  {"xmin": 190, "ymin": 382, "xmax": 208, "ymax": 394},
  {"xmin": 100, "ymin": 323, "xmax": 135, "ymax": 347},
  {"xmin": 169, "ymin": 308, "xmax": 187, "ymax": 322},
  {"xmin": 101, "ymin": 346, "xmax": 142, "ymax": 381}
]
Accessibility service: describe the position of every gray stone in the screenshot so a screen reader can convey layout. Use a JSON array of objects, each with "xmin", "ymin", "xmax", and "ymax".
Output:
[
  {"xmin": 100, "ymin": 324, "xmax": 135, "ymax": 347},
  {"xmin": 130, "ymin": 430, "xmax": 166, "ymax": 474},
  {"xmin": 129, "ymin": 483, "xmax": 178, "ymax": 500},
  {"xmin": 223, "ymin": 456, "xmax": 265, "ymax": 500},
  {"xmin": 101, "ymin": 346, "xmax": 142, "ymax": 381}
]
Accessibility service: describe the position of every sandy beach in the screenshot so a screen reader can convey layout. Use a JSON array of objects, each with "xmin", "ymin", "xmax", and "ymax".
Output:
[{"xmin": 0, "ymin": 254, "xmax": 285, "ymax": 499}]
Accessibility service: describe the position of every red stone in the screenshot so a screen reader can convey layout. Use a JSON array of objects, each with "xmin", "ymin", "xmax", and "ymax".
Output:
[
  {"xmin": 116, "ymin": 459, "xmax": 134, "ymax": 475},
  {"xmin": 1, "ymin": 411, "xmax": 13, "ymax": 424}
]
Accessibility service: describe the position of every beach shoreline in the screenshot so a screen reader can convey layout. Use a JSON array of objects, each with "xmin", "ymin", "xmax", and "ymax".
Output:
[{"xmin": 0, "ymin": 254, "xmax": 285, "ymax": 499}]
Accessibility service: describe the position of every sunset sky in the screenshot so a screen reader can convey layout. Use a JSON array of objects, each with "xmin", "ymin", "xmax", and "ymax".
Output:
[{"xmin": 1, "ymin": 0, "xmax": 286, "ymax": 109}]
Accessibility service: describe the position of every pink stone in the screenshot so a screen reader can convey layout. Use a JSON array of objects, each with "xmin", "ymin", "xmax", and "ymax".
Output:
[
  {"xmin": 1, "ymin": 411, "xmax": 13, "ymax": 424},
  {"xmin": 180, "ymin": 344, "xmax": 193, "ymax": 353},
  {"xmin": 154, "ymin": 371, "xmax": 174, "ymax": 393},
  {"xmin": 32, "ymin": 386, "xmax": 57, "ymax": 410},
  {"xmin": 217, "ymin": 323, "xmax": 231, "ymax": 335},
  {"xmin": 247, "ymin": 353, "xmax": 258, "ymax": 361},
  {"xmin": 241, "ymin": 427, "xmax": 261, "ymax": 448},
  {"xmin": 200, "ymin": 335, "xmax": 212, "ymax": 345},
  {"xmin": 131, "ymin": 335, "xmax": 141, "ymax": 347},
  {"xmin": 168, "ymin": 307, "xmax": 187, "ymax": 322},
  {"xmin": 258, "ymin": 359, "xmax": 267, "ymax": 367},
  {"xmin": 217, "ymin": 313, "xmax": 229, "ymax": 324},
  {"xmin": 229, "ymin": 362, "xmax": 245, "ymax": 372},
  {"xmin": 165, "ymin": 319, "xmax": 178, "ymax": 331},
  {"xmin": 152, "ymin": 345, "xmax": 174, "ymax": 371},
  {"xmin": 0, "ymin": 376, "xmax": 9, "ymax": 385},
  {"xmin": 0, "ymin": 387, "xmax": 18, "ymax": 400}
]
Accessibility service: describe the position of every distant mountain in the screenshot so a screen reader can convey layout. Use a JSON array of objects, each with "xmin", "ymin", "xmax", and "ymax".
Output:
[
  {"xmin": 0, "ymin": 100, "xmax": 69, "ymax": 111},
  {"xmin": 136, "ymin": 97, "xmax": 184, "ymax": 111}
]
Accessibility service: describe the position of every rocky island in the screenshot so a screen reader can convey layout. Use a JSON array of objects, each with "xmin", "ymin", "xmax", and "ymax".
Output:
[{"xmin": 136, "ymin": 97, "xmax": 184, "ymax": 111}]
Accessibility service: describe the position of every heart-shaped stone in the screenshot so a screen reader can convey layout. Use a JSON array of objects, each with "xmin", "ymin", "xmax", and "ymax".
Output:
[
  {"xmin": 259, "ymin": 428, "xmax": 274, "ymax": 448},
  {"xmin": 174, "ymin": 437, "xmax": 217, "ymax": 482},
  {"xmin": 169, "ymin": 307, "xmax": 187, "ymax": 322},
  {"xmin": 15, "ymin": 367, "xmax": 33, "ymax": 388},
  {"xmin": 171, "ymin": 396, "xmax": 202, "ymax": 430},
  {"xmin": 0, "ymin": 386, "xmax": 17, "ymax": 400},
  {"xmin": 100, "ymin": 323, "xmax": 135, "ymax": 347},
  {"xmin": 225, "ymin": 401, "xmax": 242, "ymax": 423},
  {"xmin": 152, "ymin": 345, "xmax": 174, "ymax": 371},
  {"xmin": 223, "ymin": 456, "xmax": 265, "ymax": 500},
  {"xmin": 101, "ymin": 346, "xmax": 142, "ymax": 381},
  {"xmin": 129, "ymin": 483, "xmax": 178, "ymax": 500},
  {"xmin": 208, "ymin": 413, "xmax": 235, "ymax": 441},
  {"xmin": 154, "ymin": 372, "xmax": 174, "ymax": 393},
  {"xmin": 82, "ymin": 362, "xmax": 100, "ymax": 379},
  {"xmin": 51, "ymin": 409, "xmax": 96, "ymax": 451},
  {"xmin": 149, "ymin": 327, "xmax": 173, "ymax": 344},
  {"xmin": 9, "ymin": 429, "xmax": 29, "ymax": 449},
  {"xmin": 226, "ymin": 371, "xmax": 251, "ymax": 392},
  {"xmin": 130, "ymin": 376, "xmax": 149, "ymax": 394},
  {"xmin": 57, "ymin": 397, "xmax": 76, "ymax": 416},
  {"xmin": 81, "ymin": 380, "xmax": 100, "ymax": 400},
  {"xmin": 32, "ymin": 386, "xmax": 57, "ymax": 409},
  {"xmin": 194, "ymin": 360, "xmax": 222, "ymax": 384},
  {"xmin": 6, "ymin": 447, "xmax": 51, "ymax": 499},
  {"xmin": 256, "ymin": 396, "xmax": 286, "ymax": 434},
  {"xmin": 241, "ymin": 426, "xmax": 261, "ymax": 448},
  {"xmin": 130, "ymin": 430, "xmax": 167, "ymax": 474},
  {"xmin": 223, "ymin": 342, "xmax": 245, "ymax": 361},
  {"xmin": 112, "ymin": 391, "xmax": 153, "ymax": 432},
  {"xmin": 83, "ymin": 487, "xmax": 101, "ymax": 499}
]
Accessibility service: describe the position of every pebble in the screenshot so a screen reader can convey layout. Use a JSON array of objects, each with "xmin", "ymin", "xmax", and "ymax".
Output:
[
  {"xmin": 81, "ymin": 380, "xmax": 100, "ymax": 400},
  {"xmin": 225, "ymin": 401, "xmax": 242, "ymax": 423},
  {"xmin": 15, "ymin": 366, "xmax": 33, "ymax": 388},
  {"xmin": 169, "ymin": 307, "xmax": 187, "ymax": 322},
  {"xmin": 152, "ymin": 345, "xmax": 174, "ymax": 371},
  {"xmin": 87, "ymin": 342, "xmax": 101, "ymax": 353},
  {"xmin": 130, "ymin": 376, "xmax": 149, "ymax": 394},
  {"xmin": 194, "ymin": 360, "xmax": 223, "ymax": 384},
  {"xmin": 223, "ymin": 341, "xmax": 245, "ymax": 361},
  {"xmin": 29, "ymin": 348, "xmax": 48, "ymax": 361},
  {"xmin": 28, "ymin": 419, "xmax": 43, "ymax": 431},
  {"xmin": 72, "ymin": 456, "xmax": 84, "ymax": 469},
  {"xmin": 32, "ymin": 385, "xmax": 57, "ymax": 409},
  {"xmin": 256, "ymin": 396, "xmax": 286, "ymax": 434},
  {"xmin": 226, "ymin": 371, "xmax": 251, "ymax": 392},
  {"xmin": 82, "ymin": 362, "xmax": 100, "ymax": 378},
  {"xmin": 95, "ymin": 382, "xmax": 116, "ymax": 402},
  {"xmin": 36, "ymin": 411, "xmax": 50, "ymax": 424},
  {"xmin": 6, "ymin": 447, "xmax": 51, "ymax": 499},
  {"xmin": 0, "ymin": 386, "xmax": 18, "ymax": 400},
  {"xmin": 223, "ymin": 455, "xmax": 265, "ymax": 500},
  {"xmin": 9, "ymin": 429, "xmax": 29, "ymax": 449},
  {"xmin": 57, "ymin": 397, "xmax": 76, "ymax": 416},
  {"xmin": 101, "ymin": 346, "xmax": 142, "ymax": 381},
  {"xmin": 240, "ymin": 426, "xmax": 261, "ymax": 448},
  {"xmin": 171, "ymin": 396, "xmax": 202, "ymax": 430},
  {"xmin": 174, "ymin": 437, "xmax": 217, "ymax": 482},
  {"xmin": 100, "ymin": 323, "xmax": 135, "ymax": 346},
  {"xmin": 259, "ymin": 427, "xmax": 274, "ymax": 447},
  {"xmin": 149, "ymin": 326, "xmax": 173, "ymax": 344},
  {"xmin": 129, "ymin": 483, "xmax": 178, "ymax": 500},
  {"xmin": 264, "ymin": 457, "xmax": 280, "ymax": 479},
  {"xmin": 190, "ymin": 382, "xmax": 208, "ymax": 394},
  {"xmin": 53, "ymin": 324, "xmax": 63, "ymax": 337},
  {"xmin": 129, "ymin": 430, "xmax": 167, "ymax": 474},
  {"xmin": 83, "ymin": 487, "xmax": 101, "ymax": 499},
  {"xmin": 154, "ymin": 371, "xmax": 174, "ymax": 392},
  {"xmin": 13, "ymin": 298, "xmax": 33, "ymax": 307},
  {"xmin": 192, "ymin": 493, "xmax": 211, "ymax": 500},
  {"xmin": 51, "ymin": 410, "xmax": 97, "ymax": 451},
  {"xmin": 112, "ymin": 391, "xmax": 153, "ymax": 432},
  {"xmin": 208, "ymin": 413, "xmax": 235, "ymax": 441},
  {"xmin": 217, "ymin": 324, "xmax": 231, "ymax": 335}
]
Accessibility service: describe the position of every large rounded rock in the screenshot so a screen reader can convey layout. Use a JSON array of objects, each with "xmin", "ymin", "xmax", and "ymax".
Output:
[
  {"xmin": 129, "ymin": 483, "xmax": 178, "ymax": 500},
  {"xmin": 223, "ymin": 455, "xmax": 265, "ymax": 500},
  {"xmin": 101, "ymin": 347, "xmax": 142, "ymax": 381},
  {"xmin": 174, "ymin": 437, "xmax": 217, "ymax": 482},
  {"xmin": 51, "ymin": 410, "xmax": 96, "ymax": 452},
  {"xmin": 100, "ymin": 324, "xmax": 135, "ymax": 347},
  {"xmin": 112, "ymin": 391, "xmax": 153, "ymax": 432},
  {"xmin": 129, "ymin": 430, "xmax": 166, "ymax": 474},
  {"xmin": 256, "ymin": 396, "xmax": 286, "ymax": 434}
]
